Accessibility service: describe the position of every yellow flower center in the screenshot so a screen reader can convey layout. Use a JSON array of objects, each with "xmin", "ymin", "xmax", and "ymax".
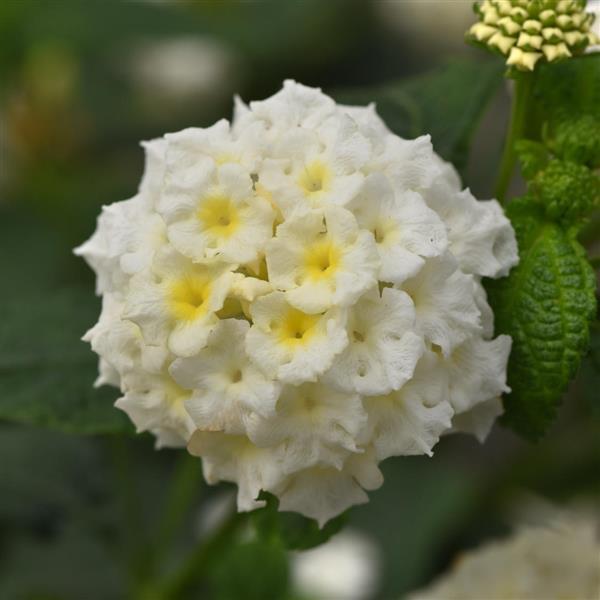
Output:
[
  {"xmin": 303, "ymin": 238, "xmax": 341, "ymax": 281},
  {"xmin": 197, "ymin": 195, "xmax": 240, "ymax": 238},
  {"xmin": 162, "ymin": 377, "xmax": 191, "ymax": 407},
  {"xmin": 298, "ymin": 160, "xmax": 332, "ymax": 196},
  {"xmin": 276, "ymin": 308, "xmax": 320, "ymax": 347},
  {"xmin": 169, "ymin": 275, "xmax": 213, "ymax": 321},
  {"xmin": 372, "ymin": 219, "xmax": 397, "ymax": 246}
]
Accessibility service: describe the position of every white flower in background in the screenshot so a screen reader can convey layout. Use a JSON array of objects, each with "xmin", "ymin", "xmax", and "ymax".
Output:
[
  {"xmin": 291, "ymin": 529, "xmax": 381, "ymax": 600},
  {"xmin": 409, "ymin": 510, "xmax": 600, "ymax": 600},
  {"xmin": 77, "ymin": 80, "xmax": 518, "ymax": 525},
  {"xmin": 127, "ymin": 36, "xmax": 239, "ymax": 111}
]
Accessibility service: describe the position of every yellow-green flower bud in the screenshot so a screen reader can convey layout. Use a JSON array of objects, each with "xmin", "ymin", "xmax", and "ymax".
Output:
[{"xmin": 467, "ymin": 0, "xmax": 598, "ymax": 71}]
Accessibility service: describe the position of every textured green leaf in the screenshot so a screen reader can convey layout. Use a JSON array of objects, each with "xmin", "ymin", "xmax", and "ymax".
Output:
[
  {"xmin": 334, "ymin": 58, "xmax": 503, "ymax": 172},
  {"xmin": 544, "ymin": 114, "xmax": 600, "ymax": 168},
  {"xmin": 515, "ymin": 140, "xmax": 548, "ymax": 180},
  {"xmin": 531, "ymin": 159, "xmax": 600, "ymax": 226},
  {"xmin": 487, "ymin": 198, "xmax": 597, "ymax": 439},
  {"xmin": 534, "ymin": 54, "xmax": 600, "ymax": 123}
]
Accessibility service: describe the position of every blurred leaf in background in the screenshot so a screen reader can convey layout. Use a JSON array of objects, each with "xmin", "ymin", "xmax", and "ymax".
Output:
[{"xmin": 335, "ymin": 58, "xmax": 503, "ymax": 174}]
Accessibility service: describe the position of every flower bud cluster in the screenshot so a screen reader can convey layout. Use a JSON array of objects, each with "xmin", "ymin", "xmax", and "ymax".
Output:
[
  {"xmin": 467, "ymin": 0, "xmax": 599, "ymax": 71},
  {"xmin": 77, "ymin": 81, "xmax": 518, "ymax": 524}
]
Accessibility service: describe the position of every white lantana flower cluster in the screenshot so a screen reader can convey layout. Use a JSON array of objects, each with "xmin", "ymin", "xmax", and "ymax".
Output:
[
  {"xmin": 77, "ymin": 81, "xmax": 518, "ymax": 526},
  {"xmin": 409, "ymin": 513, "xmax": 600, "ymax": 599}
]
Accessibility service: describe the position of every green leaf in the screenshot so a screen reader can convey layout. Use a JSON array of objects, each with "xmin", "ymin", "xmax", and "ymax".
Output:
[
  {"xmin": 531, "ymin": 159, "xmax": 600, "ymax": 226},
  {"xmin": 544, "ymin": 114, "xmax": 600, "ymax": 168},
  {"xmin": 334, "ymin": 58, "xmax": 503, "ymax": 172},
  {"xmin": 534, "ymin": 54, "xmax": 600, "ymax": 123},
  {"xmin": 0, "ymin": 287, "xmax": 130, "ymax": 434},
  {"xmin": 515, "ymin": 139, "xmax": 548, "ymax": 180},
  {"xmin": 487, "ymin": 198, "xmax": 597, "ymax": 439},
  {"xmin": 253, "ymin": 491, "xmax": 345, "ymax": 551},
  {"xmin": 0, "ymin": 208, "xmax": 129, "ymax": 434}
]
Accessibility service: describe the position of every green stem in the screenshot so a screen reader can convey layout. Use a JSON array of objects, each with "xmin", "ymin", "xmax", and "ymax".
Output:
[
  {"xmin": 154, "ymin": 508, "xmax": 246, "ymax": 600},
  {"xmin": 154, "ymin": 453, "xmax": 203, "ymax": 562},
  {"xmin": 494, "ymin": 73, "xmax": 536, "ymax": 204},
  {"xmin": 110, "ymin": 437, "xmax": 152, "ymax": 596}
]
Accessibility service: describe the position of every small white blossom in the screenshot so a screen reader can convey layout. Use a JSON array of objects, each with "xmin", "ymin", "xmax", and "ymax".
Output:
[
  {"xmin": 323, "ymin": 287, "xmax": 423, "ymax": 396},
  {"xmin": 245, "ymin": 382, "xmax": 367, "ymax": 473},
  {"xmin": 347, "ymin": 173, "xmax": 447, "ymax": 283},
  {"xmin": 245, "ymin": 291, "xmax": 348, "ymax": 385},
  {"xmin": 124, "ymin": 247, "xmax": 235, "ymax": 357},
  {"xmin": 401, "ymin": 253, "xmax": 482, "ymax": 356},
  {"xmin": 363, "ymin": 351, "xmax": 454, "ymax": 460},
  {"xmin": 116, "ymin": 368, "xmax": 196, "ymax": 449},
  {"xmin": 170, "ymin": 318, "xmax": 281, "ymax": 433},
  {"xmin": 266, "ymin": 205, "xmax": 379, "ymax": 313},
  {"xmin": 160, "ymin": 155, "xmax": 275, "ymax": 265},
  {"xmin": 78, "ymin": 80, "xmax": 518, "ymax": 525}
]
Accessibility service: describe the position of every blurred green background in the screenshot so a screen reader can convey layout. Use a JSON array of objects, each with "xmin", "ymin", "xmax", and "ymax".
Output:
[{"xmin": 1, "ymin": 1, "xmax": 599, "ymax": 599}]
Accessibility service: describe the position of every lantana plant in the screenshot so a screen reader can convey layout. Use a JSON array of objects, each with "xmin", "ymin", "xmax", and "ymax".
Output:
[{"xmin": 17, "ymin": 1, "xmax": 594, "ymax": 596}]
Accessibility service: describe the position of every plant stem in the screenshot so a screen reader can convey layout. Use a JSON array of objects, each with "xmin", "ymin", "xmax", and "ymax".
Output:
[
  {"xmin": 154, "ymin": 507, "xmax": 246, "ymax": 600},
  {"xmin": 154, "ymin": 453, "xmax": 203, "ymax": 563},
  {"xmin": 110, "ymin": 437, "xmax": 152, "ymax": 595},
  {"xmin": 494, "ymin": 73, "xmax": 535, "ymax": 204}
]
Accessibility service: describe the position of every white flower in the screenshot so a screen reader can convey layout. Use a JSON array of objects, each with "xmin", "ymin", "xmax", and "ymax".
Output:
[
  {"xmin": 425, "ymin": 182, "xmax": 518, "ymax": 278},
  {"xmin": 442, "ymin": 335, "xmax": 511, "ymax": 415},
  {"xmin": 233, "ymin": 79, "xmax": 336, "ymax": 134},
  {"xmin": 266, "ymin": 206, "xmax": 379, "ymax": 313},
  {"xmin": 245, "ymin": 291, "xmax": 348, "ymax": 385},
  {"xmin": 409, "ymin": 511, "xmax": 600, "ymax": 600},
  {"xmin": 245, "ymin": 382, "xmax": 367, "ymax": 473},
  {"xmin": 275, "ymin": 468, "xmax": 369, "ymax": 527},
  {"xmin": 124, "ymin": 247, "xmax": 235, "ymax": 357},
  {"xmin": 363, "ymin": 351, "xmax": 454, "ymax": 460},
  {"xmin": 159, "ymin": 151, "xmax": 275, "ymax": 265},
  {"xmin": 371, "ymin": 134, "xmax": 447, "ymax": 191},
  {"xmin": 116, "ymin": 368, "xmax": 195, "ymax": 449},
  {"xmin": 169, "ymin": 318, "xmax": 281, "ymax": 434},
  {"xmin": 138, "ymin": 137, "xmax": 167, "ymax": 208},
  {"xmin": 74, "ymin": 195, "xmax": 164, "ymax": 295},
  {"xmin": 347, "ymin": 173, "xmax": 447, "ymax": 284},
  {"xmin": 450, "ymin": 396, "xmax": 504, "ymax": 443},
  {"xmin": 83, "ymin": 293, "xmax": 168, "ymax": 385},
  {"xmin": 79, "ymin": 80, "xmax": 518, "ymax": 524},
  {"xmin": 188, "ymin": 431, "xmax": 284, "ymax": 512},
  {"xmin": 324, "ymin": 287, "xmax": 423, "ymax": 396},
  {"xmin": 257, "ymin": 113, "xmax": 371, "ymax": 218},
  {"xmin": 291, "ymin": 529, "xmax": 381, "ymax": 600},
  {"xmin": 401, "ymin": 253, "xmax": 482, "ymax": 356}
]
